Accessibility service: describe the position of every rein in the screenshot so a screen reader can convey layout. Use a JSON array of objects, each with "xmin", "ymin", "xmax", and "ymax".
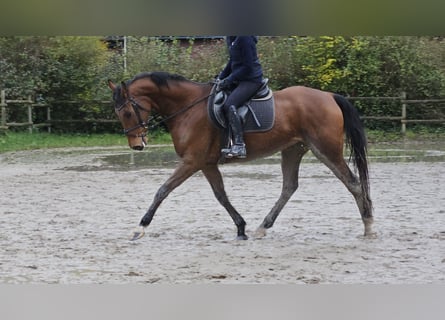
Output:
[
  {"xmin": 150, "ymin": 93, "xmax": 213, "ymax": 130},
  {"xmin": 118, "ymin": 92, "xmax": 214, "ymax": 137}
]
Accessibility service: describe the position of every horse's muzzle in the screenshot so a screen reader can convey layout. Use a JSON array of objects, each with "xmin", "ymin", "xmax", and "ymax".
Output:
[
  {"xmin": 128, "ymin": 134, "xmax": 147, "ymax": 151},
  {"xmin": 132, "ymin": 145, "xmax": 144, "ymax": 151}
]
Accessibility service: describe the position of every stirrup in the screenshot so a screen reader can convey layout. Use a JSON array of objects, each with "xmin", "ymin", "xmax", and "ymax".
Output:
[{"xmin": 222, "ymin": 143, "xmax": 246, "ymax": 159}]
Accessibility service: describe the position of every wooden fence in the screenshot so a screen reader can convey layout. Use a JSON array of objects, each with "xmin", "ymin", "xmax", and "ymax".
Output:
[
  {"xmin": 1, "ymin": 89, "xmax": 444, "ymax": 134},
  {"xmin": 1, "ymin": 90, "xmax": 52, "ymax": 133},
  {"xmin": 0, "ymin": 90, "xmax": 114, "ymax": 133},
  {"xmin": 348, "ymin": 92, "xmax": 445, "ymax": 133}
]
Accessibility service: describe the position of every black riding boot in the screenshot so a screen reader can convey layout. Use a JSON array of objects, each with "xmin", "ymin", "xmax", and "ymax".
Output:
[{"xmin": 222, "ymin": 105, "xmax": 246, "ymax": 158}]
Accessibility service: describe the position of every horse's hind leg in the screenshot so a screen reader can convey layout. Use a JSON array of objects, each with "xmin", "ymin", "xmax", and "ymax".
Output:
[
  {"xmin": 255, "ymin": 143, "xmax": 308, "ymax": 238},
  {"xmin": 202, "ymin": 164, "xmax": 248, "ymax": 240},
  {"xmin": 310, "ymin": 144, "xmax": 374, "ymax": 237}
]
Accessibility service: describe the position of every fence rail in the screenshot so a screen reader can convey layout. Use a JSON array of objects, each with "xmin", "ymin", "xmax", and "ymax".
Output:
[
  {"xmin": 0, "ymin": 91, "xmax": 119, "ymax": 133},
  {"xmin": 1, "ymin": 89, "xmax": 444, "ymax": 134},
  {"xmin": 1, "ymin": 90, "xmax": 54, "ymax": 133},
  {"xmin": 347, "ymin": 92, "xmax": 445, "ymax": 133}
]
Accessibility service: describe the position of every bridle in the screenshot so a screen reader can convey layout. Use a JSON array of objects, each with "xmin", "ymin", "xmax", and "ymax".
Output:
[
  {"xmin": 115, "ymin": 92, "xmax": 214, "ymax": 137},
  {"xmin": 115, "ymin": 96, "xmax": 152, "ymax": 137}
]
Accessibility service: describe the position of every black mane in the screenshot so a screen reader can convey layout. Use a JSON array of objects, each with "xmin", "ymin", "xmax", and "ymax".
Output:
[
  {"xmin": 131, "ymin": 72, "xmax": 187, "ymax": 88},
  {"xmin": 112, "ymin": 72, "xmax": 190, "ymax": 109}
]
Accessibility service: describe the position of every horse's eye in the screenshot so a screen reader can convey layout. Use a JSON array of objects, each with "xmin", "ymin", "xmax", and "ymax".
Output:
[{"xmin": 124, "ymin": 111, "xmax": 132, "ymax": 119}]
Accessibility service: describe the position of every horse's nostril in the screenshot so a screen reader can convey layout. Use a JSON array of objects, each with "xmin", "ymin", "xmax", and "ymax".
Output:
[{"xmin": 132, "ymin": 145, "xmax": 144, "ymax": 151}]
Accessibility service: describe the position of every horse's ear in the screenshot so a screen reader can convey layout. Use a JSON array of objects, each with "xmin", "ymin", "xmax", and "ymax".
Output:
[
  {"xmin": 107, "ymin": 79, "xmax": 116, "ymax": 91},
  {"xmin": 121, "ymin": 81, "xmax": 128, "ymax": 98}
]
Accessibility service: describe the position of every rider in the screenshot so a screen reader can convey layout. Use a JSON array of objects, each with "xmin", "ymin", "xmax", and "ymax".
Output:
[{"xmin": 216, "ymin": 36, "xmax": 264, "ymax": 158}]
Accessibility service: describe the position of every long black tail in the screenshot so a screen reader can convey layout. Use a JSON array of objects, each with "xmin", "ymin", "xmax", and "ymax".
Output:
[{"xmin": 333, "ymin": 94, "xmax": 371, "ymax": 201}]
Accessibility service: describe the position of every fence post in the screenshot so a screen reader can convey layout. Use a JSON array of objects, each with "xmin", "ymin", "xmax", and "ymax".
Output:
[
  {"xmin": 27, "ymin": 95, "xmax": 33, "ymax": 133},
  {"xmin": 47, "ymin": 105, "xmax": 51, "ymax": 133},
  {"xmin": 401, "ymin": 91, "xmax": 407, "ymax": 134},
  {"xmin": 1, "ymin": 90, "xmax": 6, "ymax": 129}
]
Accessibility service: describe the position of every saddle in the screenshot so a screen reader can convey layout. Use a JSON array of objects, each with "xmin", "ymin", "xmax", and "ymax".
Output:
[{"xmin": 207, "ymin": 79, "xmax": 275, "ymax": 133}]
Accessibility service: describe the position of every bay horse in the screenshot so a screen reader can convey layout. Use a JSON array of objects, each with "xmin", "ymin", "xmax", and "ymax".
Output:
[{"xmin": 108, "ymin": 72, "xmax": 373, "ymax": 241}]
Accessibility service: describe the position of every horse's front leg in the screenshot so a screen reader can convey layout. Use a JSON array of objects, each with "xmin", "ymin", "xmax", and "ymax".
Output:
[
  {"xmin": 130, "ymin": 161, "xmax": 197, "ymax": 241},
  {"xmin": 202, "ymin": 165, "xmax": 248, "ymax": 240}
]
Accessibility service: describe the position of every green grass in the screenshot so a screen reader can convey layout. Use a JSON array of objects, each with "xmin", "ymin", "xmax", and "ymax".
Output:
[
  {"xmin": 0, "ymin": 131, "xmax": 172, "ymax": 153},
  {"xmin": 366, "ymin": 129, "xmax": 445, "ymax": 143},
  {"xmin": 0, "ymin": 129, "xmax": 443, "ymax": 154}
]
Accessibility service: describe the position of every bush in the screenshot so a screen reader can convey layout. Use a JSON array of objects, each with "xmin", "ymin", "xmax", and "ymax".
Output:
[
  {"xmin": 0, "ymin": 36, "xmax": 116, "ymax": 132},
  {"xmin": 121, "ymin": 36, "xmax": 227, "ymax": 82},
  {"xmin": 1, "ymin": 36, "xmax": 444, "ymax": 133},
  {"xmin": 258, "ymin": 36, "xmax": 445, "ymax": 130}
]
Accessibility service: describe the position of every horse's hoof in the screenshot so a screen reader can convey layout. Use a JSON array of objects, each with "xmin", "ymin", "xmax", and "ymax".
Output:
[
  {"xmin": 253, "ymin": 227, "xmax": 267, "ymax": 239},
  {"xmin": 363, "ymin": 231, "xmax": 378, "ymax": 239},
  {"xmin": 130, "ymin": 226, "xmax": 145, "ymax": 241},
  {"xmin": 236, "ymin": 234, "xmax": 248, "ymax": 240}
]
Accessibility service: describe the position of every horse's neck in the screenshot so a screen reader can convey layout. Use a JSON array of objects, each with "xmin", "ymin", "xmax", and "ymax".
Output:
[{"xmin": 155, "ymin": 82, "xmax": 210, "ymax": 116}]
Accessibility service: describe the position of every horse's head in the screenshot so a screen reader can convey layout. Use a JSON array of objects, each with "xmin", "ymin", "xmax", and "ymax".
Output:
[{"xmin": 108, "ymin": 79, "xmax": 152, "ymax": 151}]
